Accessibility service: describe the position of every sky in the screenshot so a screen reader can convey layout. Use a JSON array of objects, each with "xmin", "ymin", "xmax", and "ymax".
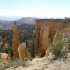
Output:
[{"xmin": 0, "ymin": 0, "xmax": 70, "ymax": 20}]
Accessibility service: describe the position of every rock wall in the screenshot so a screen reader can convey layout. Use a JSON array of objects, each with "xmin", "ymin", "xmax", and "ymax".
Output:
[
  {"xmin": 12, "ymin": 21, "xmax": 19, "ymax": 58},
  {"xmin": 35, "ymin": 18, "xmax": 70, "ymax": 57},
  {"xmin": 53, "ymin": 28, "xmax": 70, "ymax": 42}
]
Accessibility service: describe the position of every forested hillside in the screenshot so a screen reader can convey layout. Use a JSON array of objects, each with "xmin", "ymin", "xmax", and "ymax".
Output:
[{"xmin": 0, "ymin": 24, "xmax": 36, "ymax": 54}]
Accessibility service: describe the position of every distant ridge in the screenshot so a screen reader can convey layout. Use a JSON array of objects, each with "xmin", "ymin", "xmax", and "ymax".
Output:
[
  {"xmin": 0, "ymin": 17, "xmax": 38, "ymax": 25},
  {"xmin": 16, "ymin": 17, "xmax": 37, "ymax": 25},
  {"xmin": 0, "ymin": 17, "xmax": 38, "ymax": 30}
]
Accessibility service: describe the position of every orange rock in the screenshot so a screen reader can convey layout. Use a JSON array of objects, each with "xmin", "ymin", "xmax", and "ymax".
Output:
[
  {"xmin": 35, "ymin": 19, "xmax": 70, "ymax": 57},
  {"xmin": 12, "ymin": 21, "xmax": 19, "ymax": 58}
]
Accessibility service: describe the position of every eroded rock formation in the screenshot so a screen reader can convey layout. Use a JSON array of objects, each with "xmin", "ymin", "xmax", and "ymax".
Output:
[
  {"xmin": 53, "ymin": 28, "xmax": 70, "ymax": 42},
  {"xmin": 12, "ymin": 21, "xmax": 19, "ymax": 58},
  {"xmin": 18, "ymin": 42, "xmax": 26, "ymax": 61},
  {"xmin": 35, "ymin": 18, "xmax": 70, "ymax": 57}
]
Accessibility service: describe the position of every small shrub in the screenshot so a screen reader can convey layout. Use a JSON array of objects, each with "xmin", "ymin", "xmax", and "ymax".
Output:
[
  {"xmin": 49, "ymin": 39, "xmax": 66, "ymax": 58},
  {"xmin": 26, "ymin": 39, "xmax": 38, "ymax": 58},
  {"xmin": 8, "ymin": 58, "xmax": 27, "ymax": 67},
  {"xmin": 24, "ymin": 48, "xmax": 32, "ymax": 60},
  {"xmin": 0, "ymin": 58, "xmax": 27, "ymax": 70}
]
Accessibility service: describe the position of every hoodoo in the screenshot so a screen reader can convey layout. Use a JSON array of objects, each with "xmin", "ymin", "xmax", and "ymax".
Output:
[{"xmin": 12, "ymin": 21, "xmax": 19, "ymax": 58}]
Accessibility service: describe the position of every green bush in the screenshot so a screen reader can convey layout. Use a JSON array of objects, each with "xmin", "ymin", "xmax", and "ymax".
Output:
[
  {"xmin": 49, "ymin": 40, "xmax": 66, "ymax": 57},
  {"xmin": 26, "ymin": 38, "xmax": 38, "ymax": 58},
  {"xmin": 24, "ymin": 48, "xmax": 32, "ymax": 60},
  {"xmin": 28, "ymin": 39, "xmax": 38, "ymax": 58},
  {"xmin": 9, "ymin": 58, "xmax": 27, "ymax": 67},
  {"xmin": 0, "ymin": 58, "xmax": 27, "ymax": 70}
]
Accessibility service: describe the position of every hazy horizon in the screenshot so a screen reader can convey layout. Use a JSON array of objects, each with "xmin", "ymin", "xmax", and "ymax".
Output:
[
  {"xmin": 0, "ymin": 16, "xmax": 23, "ymax": 21},
  {"xmin": 0, "ymin": 16, "xmax": 69, "ymax": 21}
]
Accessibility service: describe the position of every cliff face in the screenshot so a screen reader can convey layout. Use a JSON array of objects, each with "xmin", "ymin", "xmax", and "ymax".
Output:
[
  {"xmin": 12, "ymin": 21, "xmax": 19, "ymax": 58},
  {"xmin": 35, "ymin": 19, "xmax": 70, "ymax": 57}
]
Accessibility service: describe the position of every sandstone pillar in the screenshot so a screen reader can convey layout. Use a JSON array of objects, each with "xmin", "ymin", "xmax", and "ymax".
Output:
[
  {"xmin": 12, "ymin": 21, "xmax": 19, "ymax": 58},
  {"xmin": 18, "ymin": 42, "xmax": 26, "ymax": 61}
]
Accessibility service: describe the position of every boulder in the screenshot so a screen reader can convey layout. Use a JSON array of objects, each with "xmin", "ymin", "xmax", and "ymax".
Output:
[{"xmin": 1, "ymin": 53, "xmax": 10, "ymax": 59}]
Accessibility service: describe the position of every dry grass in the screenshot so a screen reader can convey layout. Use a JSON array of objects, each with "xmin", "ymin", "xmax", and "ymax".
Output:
[{"xmin": 0, "ymin": 58, "xmax": 27, "ymax": 70}]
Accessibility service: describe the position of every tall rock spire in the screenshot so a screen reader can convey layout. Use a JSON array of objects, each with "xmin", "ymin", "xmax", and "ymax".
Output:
[{"xmin": 12, "ymin": 21, "xmax": 19, "ymax": 58}]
